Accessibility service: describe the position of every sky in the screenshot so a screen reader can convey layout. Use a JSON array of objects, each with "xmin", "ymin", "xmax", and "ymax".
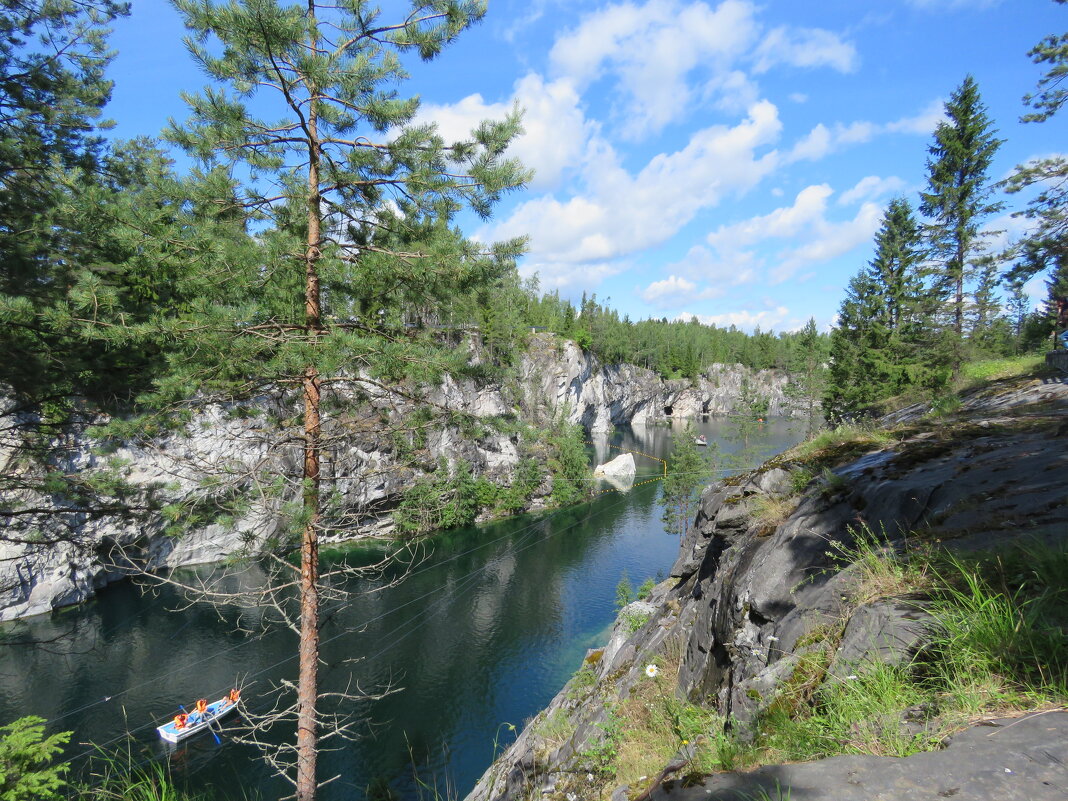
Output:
[{"xmin": 103, "ymin": 0, "xmax": 1068, "ymax": 333}]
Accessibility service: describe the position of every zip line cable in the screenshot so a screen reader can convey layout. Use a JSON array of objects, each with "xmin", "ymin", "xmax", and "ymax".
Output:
[{"xmin": 54, "ymin": 488, "xmax": 643, "ymax": 771}]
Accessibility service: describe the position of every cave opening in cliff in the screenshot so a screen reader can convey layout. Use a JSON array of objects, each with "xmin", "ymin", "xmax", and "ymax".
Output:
[
  {"xmin": 702, "ymin": 400, "xmax": 710, "ymax": 416},
  {"xmin": 663, "ymin": 405, "xmax": 673, "ymax": 416}
]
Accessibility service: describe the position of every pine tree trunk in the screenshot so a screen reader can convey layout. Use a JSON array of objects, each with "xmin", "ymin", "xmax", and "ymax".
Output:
[{"xmin": 297, "ymin": 15, "xmax": 323, "ymax": 796}]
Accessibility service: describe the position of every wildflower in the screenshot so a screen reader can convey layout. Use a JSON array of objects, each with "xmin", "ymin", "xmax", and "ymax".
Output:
[
  {"xmin": 567, "ymin": 793, "xmax": 577, "ymax": 801},
  {"xmin": 586, "ymin": 774, "xmax": 594, "ymax": 782},
  {"xmin": 645, "ymin": 664, "xmax": 659, "ymax": 678},
  {"xmin": 846, "ymin": 675, "xmax": 858, "ymax": 680},
  {"xmin": 766, "ymin": 635, "xmax": 779, "ymax": 642}
]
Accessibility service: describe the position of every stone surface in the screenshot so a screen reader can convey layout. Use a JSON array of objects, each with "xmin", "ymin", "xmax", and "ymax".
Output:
[
  {"xmin": 648, "ymin": 711, "xmax": 1068, "ymax": 801},
  {"xmin": 464, "ymin": 373, "xmax": 1068, "ymax": 801},
  {"xmin": 593, "ymin": 453, "xmax": 637, "ymax": 479},
  {"xmin": 0, "ymin": 335, "xmax": 799, "ymax": 620}
]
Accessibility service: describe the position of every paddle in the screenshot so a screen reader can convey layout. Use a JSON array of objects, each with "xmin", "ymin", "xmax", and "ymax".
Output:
[{"xmin": 179, "ymin": 702, "xmax": 220, "ymax": 744}]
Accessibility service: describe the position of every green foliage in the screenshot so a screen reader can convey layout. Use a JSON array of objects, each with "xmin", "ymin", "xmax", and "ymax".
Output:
[
  {"xmin": 615, "ymin": 571, "xmax": 634, "ymax": 609},
  {"xmin": 920, "ymin": 76, "xmax": 1004, "ymax": 373},
  {"xmin": 395, "ymin": 457, "xmax": 486, "ymax": 536},
  {"xmin": 0, "ymin": 717, "xmax": 70, "ymax": 801},
  {"xmin": 637, "ymin": 577, "xmax": 656, "ymax": 601},
  {"xmin": 825, "ymin": 198, "xmax": 946, "ymax": 421},
  {"xmin": 522, "ymin": 290, "xmax": 831, "ymax": 379},
  {"xmin": 662, "ymin": 422, "xmax": 713, "ymax": 536},
  {"xmin": 619, "ymin": 608, "xmax": 652, "ymax": 634}
]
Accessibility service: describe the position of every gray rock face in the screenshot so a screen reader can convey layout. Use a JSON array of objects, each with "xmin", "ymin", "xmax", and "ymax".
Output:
[
  {"xmin": 0, "ymin": 336, "xmax": 799, "ymax": 621},
  {"xmin": 464, "ymin": 375, "xmax": 1068, "ymax": 801},
  {"xmin": 649, "ymin": 711, "xmax": 1068, "ymax": 801},
  {"xmin": 521, "ymin": 335, "xmax": 809, "ymax": 432}
]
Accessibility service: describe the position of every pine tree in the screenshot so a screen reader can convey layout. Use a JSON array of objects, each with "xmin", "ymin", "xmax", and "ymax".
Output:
[
  {"xmin": 129, "ymin": 3, "xmax": 530, "ymax": 798},
  {"xmin": 1004, "ymin": 1, "xmax": 1068, "ymax": 291},
  {"xmin": 920, "ymin": 76, "xmax": 1004, "ymax": 374}
]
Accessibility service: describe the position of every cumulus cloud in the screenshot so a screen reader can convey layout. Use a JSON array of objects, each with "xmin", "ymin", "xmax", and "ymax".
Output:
[
  {"xmin": 782, "ymin": 101, "xmax": 945, "ymax": 164},
  {"xmin": 679, "ymin": 307, "xmax": 791, "ymax": 331},
  {"xmin": 707, "ymin": 184, "xmax": 833, "ymax": 249},
  {"xmin": 703, "ymin": 185, "xmax": 882, "ymax": 286},
  {"xmin": 547, "ymin": 0, "xmax": 856, "ymax": 139},
  {"xmin": 838, "ymin": 175, "xmax": 907, "ymax": 206},
  {"xmin": 416, "ymin": 74, "xmax": 593, "ymax": 191},
  {"xmin": 483, "ymin": 101, "xmax": 783, "ymax": 290},
  {"xmin": 549, "ymin": 0, "xmax": 761, "ymax": 138},
  {"xmin": 769, "ymin": 202, "xmax": 882, "ymax": 284}
]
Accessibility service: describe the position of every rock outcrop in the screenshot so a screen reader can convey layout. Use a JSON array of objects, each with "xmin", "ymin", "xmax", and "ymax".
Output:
[
  {"xmin": 465, "ymin": 372, "xmax": 1068, "ymax": 801},
  {"xmin": 521, "ymin": 335, "xmax": 805, "ymax": 433},
  {"xmin": 0, "ymin": 335, "xmax": 804, "ymax": 620}
]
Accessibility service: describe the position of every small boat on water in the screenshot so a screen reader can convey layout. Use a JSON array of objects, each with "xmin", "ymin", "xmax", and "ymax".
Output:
[
  {"xmin": 157, "ymin": 690, "xmax": 240, "ymax": 743},
  {"xmin": 694, "ymin": 434, "xmax": 707, "ymax": 446}
]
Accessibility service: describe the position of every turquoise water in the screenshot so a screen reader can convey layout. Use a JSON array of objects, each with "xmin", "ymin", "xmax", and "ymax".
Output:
[{"xmin": 0, "ymin": 419, "xmax": 804, "ymax": 800}]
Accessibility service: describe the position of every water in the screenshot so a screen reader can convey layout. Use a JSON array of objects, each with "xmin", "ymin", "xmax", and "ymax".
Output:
[{"xmin": 0, "ymin": 418, "xmax": 804, "ymax": 800}]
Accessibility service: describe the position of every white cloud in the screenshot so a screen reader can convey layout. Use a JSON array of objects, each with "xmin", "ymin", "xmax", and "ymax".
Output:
[
  {"xmin": 707, "ymin": 184, "xmax": 833, "ymax": 249},
  {"xmin": 417, "ymin": 74, "xmax": 593, "ymax": 191},
  {"xmin": 640, "ymin": 275, "xmax": 714, "ymax": 309},
  {"xmin": 789, "ymin": 92, "xmax": 808, "ymax": 104},
  {"xmin": 679, "ymin": 307, "xmax": 791, "ymax": 331},
  {"xmin": 549, "ymin": 0, "xmax": 761, "ymax": 138},
  {"xmin": 548, "ymin": 0, "xmax": 855, "ymax": 139},
  {"xmin": 769, "ymin": 202, "xmax": 882, "ymax": 284},
  {"xmin": 702, "ymin": 186, "xmax": 882, "ymax": 287},
  {"xmin": 665, "ymin": 244, "xmax": 758, "ymax": 286},
  {"xmin": 484, "ymin": 101, "xmax": 783, "ymax": 287},
  {"xmin": 885, "ymin": 99, "xmax": 946, "ymax": 136},
  {"xmin": 782, "ymin": 101, "xmax": 943, "ymax": 165},
  {"xmin": 838, "ymin": 175, "xmax": 907, "ymax": 206},
  {"xmin": 753, "ymin": 26, "xmax": 858, "ymax": 74}
]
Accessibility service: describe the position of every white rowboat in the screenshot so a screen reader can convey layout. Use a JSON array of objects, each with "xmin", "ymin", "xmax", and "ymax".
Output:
[{"xmin": 157, "ymin": 695, "xmax": 239, "ymax": 743}]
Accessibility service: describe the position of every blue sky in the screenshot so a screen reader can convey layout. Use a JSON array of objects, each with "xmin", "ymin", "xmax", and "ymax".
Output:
[{"xmin": 104, "ymin": 0, "xmax": 1068, "ymax": 332}]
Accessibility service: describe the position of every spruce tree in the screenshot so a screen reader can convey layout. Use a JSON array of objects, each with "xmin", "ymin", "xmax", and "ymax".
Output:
[
  {"xmin": 825, "ymin": 198, "xmax": 936, "ymax": 419},
  {"xmin": 919, "ymin": 76, "xmax": 1004, "ymax": 374},
  {"xmin": 121, "ymin": 2, "xmax": 530, "ymax": 798}
]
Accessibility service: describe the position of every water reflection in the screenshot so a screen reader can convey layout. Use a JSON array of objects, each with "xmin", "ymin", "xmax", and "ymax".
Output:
[{"xmin": 0, "ymin": 418, "xmax": 805, "ymax": 800}]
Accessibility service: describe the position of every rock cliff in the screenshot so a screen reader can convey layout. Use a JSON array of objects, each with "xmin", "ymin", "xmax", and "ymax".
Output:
[
  {"xmin": 0, "ymin": 335, "xmax": 803, "ymax": 620},
  {"xmin": 465, "ymin": 371, "xmax": 1068, "ymax": 801}
]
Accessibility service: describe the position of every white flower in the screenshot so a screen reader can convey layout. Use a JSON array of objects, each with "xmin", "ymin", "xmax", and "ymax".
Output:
[
  {"xmin": 846, "ymin": 675, "xmax": 858, "ymax": 680},
  {"xmin": 766, "ymin": 636, "xmax": 779, "ymax": 642},
  {"xmin": 586, "ymin": 774, "xmax": 594, "ymax": 782},
  {"xmin": 645, "ymin": 664, "xmax": 659, "ymax": 678},
  {"xmin": 567, "ymin": 793, "xmax": 577, "ymax": 801}
]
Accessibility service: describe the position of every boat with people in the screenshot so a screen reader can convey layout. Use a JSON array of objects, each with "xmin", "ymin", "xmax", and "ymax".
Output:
[
  {"xmin": 157, "ymin": 689, "xmax": 241, "ymax": 743},
  {"xmin": 694, "ymin": 434, "xmax": 707, "ymax": 446}
]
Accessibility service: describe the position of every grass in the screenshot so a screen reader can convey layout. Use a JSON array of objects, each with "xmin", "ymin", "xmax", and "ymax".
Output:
[
  {"xmin": 749, "ymin": 537, "xmax": 1068, "ymax": 767},
  {"xmin": 81, "ymin": 760, "xmax": 211, "ymax": 801},
  {"xmin": 784, "ymin": 424, "xmax": 895, "ymax": 468},
  {"xmin": 573, "ymin": 640, "xmax": 733, "ymax": 794},
  {"xmin": 958, "ymin": 355, "xmax": 1046, "ymax": 385}
]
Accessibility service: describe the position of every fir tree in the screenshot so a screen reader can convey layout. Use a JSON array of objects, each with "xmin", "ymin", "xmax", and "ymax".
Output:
[{"xmin": 920, "ymin": 76, "xmax": 1004, "ymax": 374}]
